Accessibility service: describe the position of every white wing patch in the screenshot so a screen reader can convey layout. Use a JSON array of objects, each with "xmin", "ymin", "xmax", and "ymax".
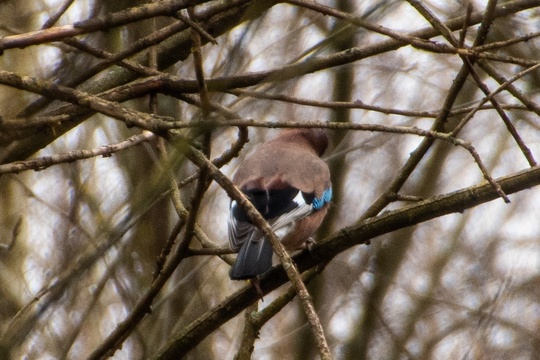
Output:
[{"xmin": 228, "ymin": 192, "xmax": 314, "ymax": 251}]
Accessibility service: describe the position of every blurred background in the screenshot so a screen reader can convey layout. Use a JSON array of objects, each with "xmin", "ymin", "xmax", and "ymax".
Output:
[{"xmin": 0, "ymin": 0, "xmax": 539, "ymax": 359}]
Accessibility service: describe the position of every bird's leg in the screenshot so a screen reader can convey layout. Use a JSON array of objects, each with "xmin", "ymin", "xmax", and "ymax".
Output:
[{"xmin": 249, "ymin": 277, "xmax": 265, "ymax": 301}]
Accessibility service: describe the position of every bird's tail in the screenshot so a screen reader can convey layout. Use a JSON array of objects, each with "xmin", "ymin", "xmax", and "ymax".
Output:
[{"xmin": 229, "ymin": 236, "xmax": 273, "ymax": 280}]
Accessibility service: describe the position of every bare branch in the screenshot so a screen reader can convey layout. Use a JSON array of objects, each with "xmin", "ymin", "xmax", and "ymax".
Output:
[
  {"xmin": 0, "ymin": 0, "xmax": 204, "ymax": 51},
  {"xmin": 41, "ymin": 0, "xmax": 76, "ymax": 29},
  {"xmin": 151, "ymin": 164, "xmax": 540, "ymax": 359},
  {"xmin": 0, "ymin": 132, "xmax": 155, "ymax": 175}
]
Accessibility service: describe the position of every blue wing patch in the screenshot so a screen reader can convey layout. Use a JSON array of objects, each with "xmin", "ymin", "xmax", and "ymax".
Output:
[{"xmin": 312, "ymin": 187, "xmax": 332, "ymax": 210}]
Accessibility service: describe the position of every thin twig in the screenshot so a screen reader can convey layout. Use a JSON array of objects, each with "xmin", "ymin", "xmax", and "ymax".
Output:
[
  {"xmin": 41, "ymin": 0, "xmax": 75, "ymax": 29},
  {"xmin": 0, "ymin": 132, "xmax": 155, "ymax": 175},
  {"xmin": 0, "ymin": 99, "xmax": 529, "ymax": 132},
  {"xmin": 228, "ymin": 89, "xmax": 530, "ymax": 118},
  {"xmin": 0, "ymin": 0, "xmax": 198, "ymax": 51},
  {"xmin": 459, "ymin": 2, "xmax": 473, "ymax": 47},
  {"xmin": 175, "ymin": 10, "xmax": 218, "ymax": 45},
  {"xmin": 475, "ymin": 31, "xmax": 540, "ymax": 51},
  {"xmin": 189, "ymin": 7, "xmax": 211, "ymax": 115}
]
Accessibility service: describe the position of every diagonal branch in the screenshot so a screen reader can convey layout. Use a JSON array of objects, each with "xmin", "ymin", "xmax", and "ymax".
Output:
[
  {"xmin": 0, "ymin": 0, "xmax": 206, "ymax": 51},
  {"xmin": 0, "ymin": 132, "xmax": 155, "ymax": 175},
  {"xmin": 150, "ymin": 164, "xmax": 540, "ymax": 359},
  {"xmin": 185, "ymin": 147, "xmax": 333, "ymax": 359}
]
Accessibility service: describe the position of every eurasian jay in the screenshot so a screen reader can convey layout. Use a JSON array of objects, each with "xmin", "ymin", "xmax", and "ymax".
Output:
[{"xmin": 228, "ymin": 128, "xmax": 332, "ymax": 280}]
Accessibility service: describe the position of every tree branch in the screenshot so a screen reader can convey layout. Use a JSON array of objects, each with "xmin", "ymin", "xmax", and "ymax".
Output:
[
  {"xmin": 151, "ymin": 164, "xmax": 540, "ymax": 359},
  {"xmin": 185, "ymin": 146, "xmax": 333, "ymax": 359},
  {"xmin": 0, "ymin": 0, "xmax": 206, "ymax": 51}
]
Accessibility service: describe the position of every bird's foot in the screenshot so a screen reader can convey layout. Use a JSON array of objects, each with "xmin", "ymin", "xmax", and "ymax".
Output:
[
  {"xmin": 305, "ymin": 237, "xmax": 316, "ymax": 252},
  {"xmin": 249, "ymin": 277, "xmax": 265, "ymax": 301}
]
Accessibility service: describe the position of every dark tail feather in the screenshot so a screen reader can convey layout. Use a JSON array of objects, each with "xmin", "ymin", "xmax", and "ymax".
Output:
[{"xmin": 229, "ymin": 238, "xmax": 273, "ymax": 280}]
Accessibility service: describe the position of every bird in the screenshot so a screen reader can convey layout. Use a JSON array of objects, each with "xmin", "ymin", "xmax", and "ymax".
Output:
[{"xmin": 228, "ymin": 128, "xmax": 332, "ymax": 280}]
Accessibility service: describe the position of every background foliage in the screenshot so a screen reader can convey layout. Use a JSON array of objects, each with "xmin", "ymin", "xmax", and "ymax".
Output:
[{"xmin": 1, "ymin": 0, "xmax": 540, "ymax": 359}]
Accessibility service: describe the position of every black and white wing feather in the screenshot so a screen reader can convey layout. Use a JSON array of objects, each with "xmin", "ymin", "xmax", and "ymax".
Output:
[{"xmin": 228, "ymin": 190, "xmax": 314, "ymax": 279}]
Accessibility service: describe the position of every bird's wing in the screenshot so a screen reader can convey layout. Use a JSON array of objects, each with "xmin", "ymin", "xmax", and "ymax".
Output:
[{"xmin": 228, "ymin": 190, "xmax": 315, "ymax": 250}]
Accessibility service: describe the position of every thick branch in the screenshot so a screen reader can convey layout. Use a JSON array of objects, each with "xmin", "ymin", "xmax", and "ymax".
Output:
[
  {"xmin": 0, "ymin": 0, "xmax": 206, "ymax": 51},
  {"xmin": 151, "ymin": 164, "xmax": 540, "ymax": 359}
]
